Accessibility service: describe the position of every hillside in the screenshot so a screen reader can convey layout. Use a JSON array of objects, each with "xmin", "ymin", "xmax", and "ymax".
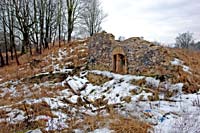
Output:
[{"xmin": 0, "ymin": 39, "xmax": 200, "ymax": 133}]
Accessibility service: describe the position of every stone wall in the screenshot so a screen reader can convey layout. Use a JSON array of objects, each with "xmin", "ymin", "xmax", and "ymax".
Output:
[
  {"xmin": 87, "ymin": 32, "xmax": 169, "ymax": 76},
  {"xmin": 87, "ymin": 32, "xmax": 116, "ymax": 71},
  {"xmin": 123, "ymin": 44, "xmax": 166, "ymax": 75}
]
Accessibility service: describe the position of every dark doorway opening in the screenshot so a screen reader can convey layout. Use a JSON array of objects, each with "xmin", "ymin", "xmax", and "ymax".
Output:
[{"xmin": 113, "ymin": 54, "xmax": 126, "ymax": 73}]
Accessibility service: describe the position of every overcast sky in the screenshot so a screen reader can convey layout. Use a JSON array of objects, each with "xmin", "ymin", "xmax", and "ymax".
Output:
[{"xmin": 101, "ymin": 0, "xmax": 200, "ymax": 44}]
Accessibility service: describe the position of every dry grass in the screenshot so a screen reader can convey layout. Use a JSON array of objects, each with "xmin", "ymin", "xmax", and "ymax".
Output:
[
  {"xmin": 131, "ymin": 47, "xmax": 200, "ymax": 93},
  {"xmin": 169, "ymin": 48, "xmax": 200, "ymax": 92},
  {"xmin": 0, "ymin": 82, "xmax": 66, "ymax": 107},
  {"xmin": 67, "ymin": 112, "xmax": 152, "ymax": 133},
  {"xmin": 29, "ymin": 102, "xmax": 53, "ymax": 117},
  {"xmin": 131, "ymin": 78, "xmax": 146, "ymax": 86},
  {"xmin": 86, "ymin": 72, "xmax": 112, "ymax": 86},
  {"xmin": 0, "ymin": 101, "xmax": 54, "ymax": 133},
  {"xmin": 27, "ymin": 86, "xmax": 66, "ymax": 99},
  {"xmin": 88, "ymin": 63, "xmax": 111, "ymax": 72},
  {"xmin": 0, "ymin": 121, "xmax": 41, "ymax": 133},
  {"xmin": 0, "ymin": 94, "xmax": 23, "ymax": 106},
  {"xmin": 110, "ymin": 116, "xmax": 151, "ymax": 133},
  {"xmin": 0, "ymin": 41, "xmax": 68, "ymax": 83},
  {"xmin": 0, "ymin": 110, "xmax": 7, "ymax": 119},
  {"xmin": 7, "ymin": 101, "xmax": 54, "ymax": 119}
]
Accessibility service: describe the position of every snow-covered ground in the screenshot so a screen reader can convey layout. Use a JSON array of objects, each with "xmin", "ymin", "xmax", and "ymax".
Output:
[
  {"xmin": 1, "ymin": 69, "xmax": 199, "ymax": 132},
  {"xmin": 65, "ymin": 70, "xmax": 200, "ymax": 133},
  {"xmin": 0, "ymin": 49, "xmax": 199, "ymax": 132}
]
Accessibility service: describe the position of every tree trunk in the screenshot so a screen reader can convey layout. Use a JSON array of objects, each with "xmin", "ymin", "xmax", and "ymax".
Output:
[
  {"xmin": 22, "ymin": 33, "xmax": 29, "ymax": 55},
  {"xmin": 40, "ymin": 12, "xmax": 44, "ymax": 53},
  {"xmin": 13, "ymin": 43, "xmax": 20, "ymax": 65},
  {"xmin": 44, "ymin": 26, "xmax": 49, "ymax": 49},
  {"xmin": 45, "ymin": 21, "xmax": 49, "ymax": 49},
  {"xmin": 67, "ymin": 9, "xmax": 72, "ymax": 42},
  {"xmin": 68, "ymin": 31, "xmax": 72, "ymax": 42},
  {"xmin": 64, "ymin": 34, "xmax": 66, "ymax": 45},
  {"xmin": 59, "ymin": 23, "xmax": 61, "ymax": 47},
  {"xmin": 3, "ymin": 15, "xmax": 9, "ymax": 65},
  {"xmin": 29, "ymin": 42, "xmax": 32, "ymax": 55},
  {"xmin": 0, "ymin": 49, "xmax": 5, "ymax": 67},
  {"xmin": 5, "ymin": 42, "xmax": 9, "ymax": 65},
  {"xmin": 34, "ymin": 0, "xmax": 39, "ymax": 54},
  {"xmin": 35, "ymin": 43, "xmax": 39, "ymax": 54},
  {"xmin": 21, "ymin": 44, "xmax": 26, "ymax": 55},
  {"xmin": 10, "ymin": 38, "xmax": 14, "ymax": 60},
  {"xmin": 11, "ymin": 34, "xmax": 20, "ymax": 65}
]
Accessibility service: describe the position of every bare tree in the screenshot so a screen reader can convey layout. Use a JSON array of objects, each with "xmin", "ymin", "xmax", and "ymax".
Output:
[
  {"xmin": 0, "ymin": 0, "xmax": 9, "ymax": 65},
  {"xmin": 175, "ymin": 32, "xmax": 194, "ymax": 49},
  {"xmin": 57, "ymin": 0, "xmax": 63, "ymax": 46},
  {"xmin": 80, "ymin": 0, "xmax": 107, "ymax": 36},
  {"xmin": 0, "ymin": 49, "xmax": 5, "ymax": 67},
  {"xmin": 44, "ymin": 0, "xmax": 55, "ymax": 49},
  {"xmin": 0, "ymin": 0, "xmax": 19, "ymax": 65},
  {"xmin": 0, "ymin": 0, "xmax": 100, "ymax": 66},
  {"xmin": 195, "ymin": 41, "xmax": 200, "ymax": 50},
  {"xmin": 29, "ymin": 0, "xmax": 58, "ymax": 53},
  {"xmin": 8, "ymin": 0, "xmax": 20, "ymax": 64},
  {"xmin": 29, "ymin": 0, "xmax": 39, "ymax": 53},
  {"xmin": 66, "ymin": 0, "xmax": 81, "ymax": 42},
  {"xmin": 13, "ymin": 0, "xmax": 35, "ymax": 55}
]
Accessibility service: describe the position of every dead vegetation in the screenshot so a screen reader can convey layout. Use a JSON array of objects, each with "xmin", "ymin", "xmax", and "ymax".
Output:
[
  {"xmin": 0, "ymin": 101, "xmax": 53, "ymax": 133},
  {"xmin": 166, "ymin": 48, "xmax": 200, "ymax": 93},
  {"xmin": 86, "ymin": 72, "xmax": 113, "ymax": 86},
  {"xmin": 0, "ymin": 121, "xmax": 41, "ymax": 133},
  {"xmin": 24, "ymin": 72, "xmax": 68, "ymax": 83},
  {"xmin": 0, "ymin": 41, "xmax": 67, "ymax": 83},
  {"xmin": 110, "ymin": 116, "xmax": 151, "ymax": 133},
  {"xmin": 0, "ymin": 82, "xmax": 66, "ymax": 107},
  {"xmin": 67, "ymin": 112, "xmax": 152, "ymax": 133},
  {"xmin": 129, "ymin": 47, "xmax": 200, "ymax": 93}
]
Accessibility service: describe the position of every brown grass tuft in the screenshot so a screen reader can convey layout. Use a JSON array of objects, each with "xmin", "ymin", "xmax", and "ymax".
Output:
[
  {"xmin": 67, "ymin": 112, "xmax": 152, "ymax": 133},
  {"xmin": 86, "ymin": 72, "xmax": 112, "ymax": 86},
  {"xmin": 110, "ymin": 116, "xmax": 151, "ymax": 133}
]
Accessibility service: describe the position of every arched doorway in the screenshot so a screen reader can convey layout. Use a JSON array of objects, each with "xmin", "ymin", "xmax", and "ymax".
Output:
[{"xmin": 112, "ymin": 47, "xmax": 127, "ymax": 74}]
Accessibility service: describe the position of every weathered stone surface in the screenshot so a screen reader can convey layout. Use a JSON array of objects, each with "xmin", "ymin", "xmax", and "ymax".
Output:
[
  {"xmin": 87, "ymin": 32, "xmax": 168, "ymax": 75},
  {"xmin": 87, "ymin": 32, "xmax": 115, "ymax": 71}
]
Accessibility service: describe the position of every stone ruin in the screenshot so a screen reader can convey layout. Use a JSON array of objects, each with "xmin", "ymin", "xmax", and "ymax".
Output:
[
  {"xmin": 64, "ymin": 32, "xmax": 199, "ymax": 92},
  {"xmin": 87, "ymin": 32, "xmax": 167, "ymax": 75}
]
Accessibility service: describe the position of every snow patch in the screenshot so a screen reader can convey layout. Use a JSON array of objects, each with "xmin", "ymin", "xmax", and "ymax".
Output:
[
  {"xmin": 26, "ymin": 129, "xmax": 43, "ymax": 133},
  {"xmin": 90, "ymin": 128, "xmax": 114, "ymax": 133},
  {"xmin": 67, "ymin": 76, "xmax": 88, "ymax": 93},
  {"xmin": 69, "ymin": 95, "xmax": 79, "ymax": 103},
  {"xmin": 170, "ymin": 58, "xmax": 183, "ymax": 65},
  {"xmin": 145, "ymin": 77, "xmax": 160, "ymax": 88},
  {"xmin": 171, "ymin": 58, "xmax": 192, "ymax": 74}
]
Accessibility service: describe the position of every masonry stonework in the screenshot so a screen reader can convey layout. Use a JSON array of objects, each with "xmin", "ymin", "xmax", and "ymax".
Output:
[{"xmin": 87, "ymin": 32, "xmax": 167, "ymax": 75}]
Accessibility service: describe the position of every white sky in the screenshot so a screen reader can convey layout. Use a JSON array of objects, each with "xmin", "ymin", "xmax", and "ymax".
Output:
[{"xmin": 101, "ymin": 0, "xmax": 200, "ymax": 44}]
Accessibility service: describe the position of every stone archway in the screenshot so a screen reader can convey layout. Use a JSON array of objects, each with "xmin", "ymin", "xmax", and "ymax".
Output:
[{"xmin": 112, "ymin": 46, "xmax": 127, "ymax": 74}]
